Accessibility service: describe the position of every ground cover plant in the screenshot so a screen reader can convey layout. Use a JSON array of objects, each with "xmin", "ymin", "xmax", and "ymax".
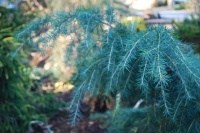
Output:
[{"xmin": 16, "ymin": 7, "xmax": 200, "ymax": 132}]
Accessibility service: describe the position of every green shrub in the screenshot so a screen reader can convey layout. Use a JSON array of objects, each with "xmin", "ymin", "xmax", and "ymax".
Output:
[
  {"xmin": 172, "ymin": 15, "xmax": 200, "ymax": 53},
  {"xmin": 174, "ymin": 3, "xmax": 186, "ymax": 10},
  {"xmin": 17, "ymin": 7, "xmax": 200, "ymax": 132},
  {"xmin": 0, "ymin": 7, "xmax": 62, "ymax": 133}
]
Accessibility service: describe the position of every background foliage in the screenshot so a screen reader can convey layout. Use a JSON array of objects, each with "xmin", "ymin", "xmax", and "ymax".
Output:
[
  {"xmin": 0, "ymin": 6, "xmax": 64, "ymax": 133},
  {"xmin": 173, "ymin": 14, "xmax": 200, "ymax": 53}
]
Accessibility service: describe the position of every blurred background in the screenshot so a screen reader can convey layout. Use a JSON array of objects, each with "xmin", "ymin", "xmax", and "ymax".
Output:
[{"xmin": 0, "ymin": 0, "xmax": 200, "ymax": 133}]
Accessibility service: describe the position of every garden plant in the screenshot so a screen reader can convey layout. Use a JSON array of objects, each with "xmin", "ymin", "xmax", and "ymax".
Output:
[
  {"xmin": 173, "ymin": 14, "xmax": 200, "ymax": 53},
  {"xmin": 0, "ymin": 7, "xmax": 63, "ymax": 133},
  {"xmin": 16, "ymin": 7, "xmax": 200, "ymax": 133}
]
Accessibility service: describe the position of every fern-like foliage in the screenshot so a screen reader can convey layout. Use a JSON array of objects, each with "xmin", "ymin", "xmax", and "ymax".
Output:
[{"xmin": 16, "ymin": 7, "xmax": 200, "ymax": 132}]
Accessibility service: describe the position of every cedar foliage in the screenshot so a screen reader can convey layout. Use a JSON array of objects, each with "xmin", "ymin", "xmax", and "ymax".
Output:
[{"xmin": 16, "ymin": 7, "xmax": 200, "ymax": 132}]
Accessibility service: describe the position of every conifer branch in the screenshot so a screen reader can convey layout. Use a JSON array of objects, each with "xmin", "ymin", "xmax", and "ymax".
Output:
[
  {"xmin": 123, "ymin": 61, "xmax": 136, "ymax": 91},
  {"xmin": 140, "ymin": 60, "xmax": 148, "ymax": 89},
  {"xmin": 120, "ymin": 32, "xmax": 149, "ymax": 70},
  {"xmin": 15, "ymin": 7, "xmax": 200, "ymax": 132},
  {"xmin": 107, "ymin": 38, "xmax": 116, "ymax": 71},
  {"xmin": 173, "ymin": 94, "xmax": 186, "ymax": 120}
]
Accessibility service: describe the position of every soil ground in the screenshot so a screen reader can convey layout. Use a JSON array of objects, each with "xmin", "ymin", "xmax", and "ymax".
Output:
[{"xmin": 48, "ymin": 93, "xmax": 108, "ymax": 133}]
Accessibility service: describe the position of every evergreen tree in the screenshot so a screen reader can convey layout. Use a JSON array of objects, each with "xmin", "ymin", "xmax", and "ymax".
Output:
[
  {"xmin": 0, "ymin": 7, "xmax": 38, "ymax": 133},
  {"xmin": 0, "ymin": 7, "xmax": 61, "ymax": 133},
  {"xmin": 16, "ymin": 7, "xmax": 200, "ymax": 132}
]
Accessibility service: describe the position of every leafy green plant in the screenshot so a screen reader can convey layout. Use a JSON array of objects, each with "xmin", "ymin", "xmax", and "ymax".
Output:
[
  {"xmin": 172, "ymin": 15, "xmax": 200, "ymax": 52},
  {"xmin": 16, "ymin": 7, "xmax": 200, "ymax": 132}
]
